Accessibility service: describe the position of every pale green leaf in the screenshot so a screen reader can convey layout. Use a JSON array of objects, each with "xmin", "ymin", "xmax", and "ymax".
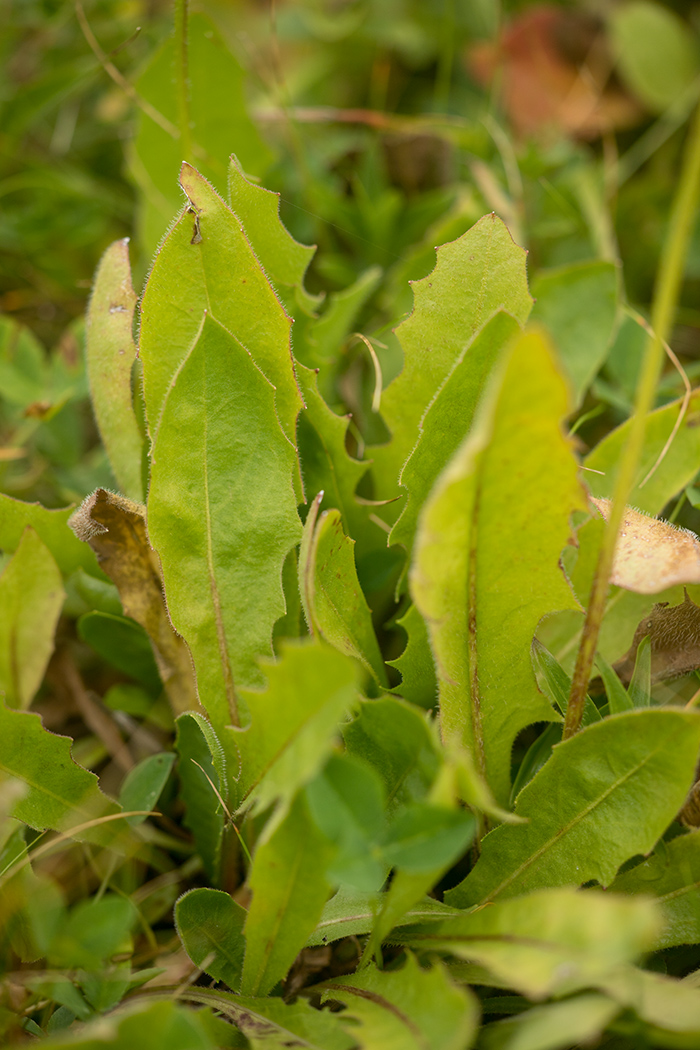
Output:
[
  {"xmin": 176, "ymin": 888, "xmax": 246, "ymax": 991},
  {"xmin": 599, "ymin": 965, "xmax": 700, "ymax": 1045},
  {"xmin": 0, "ymin": 527, "xmax": 64, "ymax": 709},
  {"xmin": 610, "ymin": 1, "xmax": 699, "ymax": 112},
  {"xmin": 147, "ymin": 313, "xmax": 302, "ymax": 727},
  {"xmin": 390, "ymin": 310, "xmax": 520, "ymax": 561},
  {"xmin": 397, "ymin": 887, "xmax": 659, "ymax": 999},
  {"xmin": 130, "ymin": 13, "xmax": 272, "ymax": 255},
  {"xmin": 412, "ymin": 329, "xmax": 586, "ymax": 803},
  {"xmin": 446, "ymin": 709, "xmax": 700, "ymax": 906},
  {"xmin": 629, "ymin": 635, "xmax": 651, "ymax": 706},
  {"xmin": 241, "ymin": 792, "xmax": 335, "ymax": 997},
  {"xmin": 299, "ymin": 503, "xmax": 387, "ymax": 687},
  {"xmin": 372, "ymin": 213, "xmax": 532, "ymax": 489},
  {"xmin": 480, "ymin": 994, "xmax": 619, "ymax": 1050},
  {"xmin": 305, "ymin": 887, "xmax": 458, "ymax": 947},
  {"xmin": 595, "ymin": 650, "xmax": 633, "ymax": 713},
  {"xmin": 321, "ymin": 954, "xmax": 479, "ymax": 1050},
  {"xmin": 0, "ymin": 704, "xmax": 120, "ymax": 844},
  {"xmin": 611, "ymin": 833, "xmax": 700, "ymax": 949},
  {"xmin": 530, "ymin": 260, "xmax": 619, "ymax": 406},
  {"xmin": 86, "ymin": 239, "xmax": 144, "ymax": 501},
  {"xmin": 0, "ymin": 493, "xmax": 99, "ymax": 578},
  {"xmin": 230, "ymin": 639, "xmax": 360, "ymax": 814}
]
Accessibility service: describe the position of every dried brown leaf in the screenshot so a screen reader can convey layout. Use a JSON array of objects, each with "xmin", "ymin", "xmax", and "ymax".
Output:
[
  {"xmin": 69, "ymin": 489, "xmax": 197, "ymax": 715},
  {"xmin": 613, "ymin": 591, "xmax": 700, "ymax": 686},
  {"xmin": 591, "ymin": 497, "xmax": 700, "ymax": 594}
]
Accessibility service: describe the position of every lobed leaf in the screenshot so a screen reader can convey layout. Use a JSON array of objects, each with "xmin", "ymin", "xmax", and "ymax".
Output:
[
  {"xmin": 372, "ymin": 212, "xmax": 532, "ymax": 490},
  {"xmin": 412, "ymin": 329, "xmax": 586, "ymax": 803},
  {"xmin": 321, "ymin": 953, "xmax": 479, "ymax": 1050},
  {"xmin": 230, "ymin": 639, "xmax": 359, "ymax": 814}
]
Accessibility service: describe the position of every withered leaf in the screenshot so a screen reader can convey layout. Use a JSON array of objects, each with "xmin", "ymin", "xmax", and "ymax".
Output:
[
  {"xmin": 591, "ymin": 497, "xmax": 700, "ymax": 594},
  {"xmin": 612, "ymin": 590, "xmax": 700, "ymax": 687},
  {"xmin": 69, "ymin": 489, "xmax": 197, "ymax": 715}
]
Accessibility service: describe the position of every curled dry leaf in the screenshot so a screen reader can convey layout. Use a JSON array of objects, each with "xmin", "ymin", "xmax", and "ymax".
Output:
[
  {"xmin": 69, "ymin": 488, "xmax": 197, "ymax": 715},
  {"xmin": 591, "ymin": 497, "xmax": 700, "ymax": 594},
  {"xmin": 612, "ymin": 590, "xmax": 700, "ymax": 686}
]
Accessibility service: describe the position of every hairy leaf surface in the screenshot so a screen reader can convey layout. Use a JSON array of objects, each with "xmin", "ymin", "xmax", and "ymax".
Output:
[
  {"xmin": 412, "ymin": 329, "xmax": 585, "ymax": 802},
  {"xmin": 148, "ymin": 314, "xmax": 302, "ymax": 726}
]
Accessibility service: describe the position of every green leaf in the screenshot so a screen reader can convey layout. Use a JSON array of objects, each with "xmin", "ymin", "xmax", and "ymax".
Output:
[
  {"xmin": 390, "ymin": 310, "xmax": 520, "ymax": 562},
  {"xmin": 305, "ymin": 887, "xmax": 458, "ymax": 947},
  {"xmin": 296, "ymin": 363, "xmax": 369, "ymax": 543},
  {"xmin": 85, "ymin": 239, "xmax": 144, "ymax": 501},
  {"xmin": 531, "ymin": 638, "xmax": 600, "ymax": 726},
  {"xmin": 175, "ymin": 713, "xmax": 225, "ymax": 884},
  {"xmin": 182, "ymin": 988, "xmax": 355, "ymax": 1050},
  {"xmin": 585, "ymin": 388, "xmax": 700, "ymax": 515},
  {"xmin": 530, "ymin": 261, "xmax": 619, "ymax": 407},
  {"xmin": 119, "ymin": 753, "xmax": 175, "ymax": 826},
  {"xmin": 34, "ymin": 998, "xmax": 238, "ymax": 1050},
  {"xmin": 510, "ymin": 723, "xmax": 562, "ymax": 803},
  {"xmin": 231, "ymin": 639, "xmax": 359, "ymax": 813},
  {"xmin": 389, "ymin": 603, "xmax": 437, "ymax": 708},
  {"xmin": 0, "ymin": 493, "xmax": 99, "ymax": 578},
  {"xmin": 0, "ymin": 704, "xmax": 120, "ymax": 845},
  {"xmin": 130, "ymin": 13, "xmax": 273, "ymax": 255},
  {"xmin": 49, "ymin": 894, "xmax": 136, "ymax": 969},
  {"xmin": 147, "ymin": 312, "xmax": 302, "ymax": 726},
  {"xmin": 412, "ymin": 329, "xmax": 586, "ymax": 803},
  {"xmin": 597, "ymin": 965, "xmax": 700, "ymax": 1046},
  {"xmin": 610, "ymin": 833, "xmax": 700, "ymax": 949},
  {"xmin": 176, "ymin": 888, "xmax": 246, "ymax": 992},
  {"xmin": 321, "ymin": 954, "xmax": 479, "ymax": 1050},
  {"xmin": 306, "ymin": 753, "xmax": 388, "ymax": 891},
  {"xmin": 0, "ymin": 526, "xmax": 64, "ymax": 709},
  {"xmin": 397, "ymin": 887, "xmax": 659, "ymax": 999},
  {"xmin": 140, "ymin": 163, "xmax": 302, "ymax": 448},
  {"xmin": 241, "ymin": 791, "xmax": 335, "ymax": 997},
  {"xmin": 227, "ymin": 155, "xmax": 317, "ymax": 315},
  {"xmin": 595, "ymin": 650, "xmax": 633, "ymax": 714},
  {"xmin": 446, "ymin": 709, "xmax": 700, "ymax": 906},
  {"xmin": 382, "ymin": 804, "xmax": 475, "ymax": 874},
  {"xmin": 610, "ymin": 1, "xmax": 699, "ymax": 112},
  {"xmin": 342, "ymin": 696, "xmax": 439, "ymax": 811},
  {"xmin": 629, "ymin": 635, "xmax": 651, "ymax": 707},
  {"xmin": 304, "ymin": 265, "xmax": 383, "ymax": 368},
  {"xmin": 299, "ymin": 500, "xmax": 387, "ymax": 687},
  {"xmin": 480, "ymin": 993, "xmax": 619, "ymax": 1050},
  {"xmin": 77, "ymin": 612, "xmax": 162, "ymax": 695},
  {"xmin": 372, "ymin": 213, "xmax": 532, "ymax": 489}
]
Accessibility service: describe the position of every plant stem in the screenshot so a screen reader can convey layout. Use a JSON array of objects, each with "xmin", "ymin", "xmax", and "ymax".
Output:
[
  {"xmin": 564, "ymin": 99, "xmax": 700, "ymax": 739},
  {"xmin": 174, "ymin": 0, "xmax": 192, "ymax": 163}
]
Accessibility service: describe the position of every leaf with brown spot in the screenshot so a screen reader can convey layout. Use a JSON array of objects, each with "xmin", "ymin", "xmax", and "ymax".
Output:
[
  {"xmin": 68, "ymin": 488, "xmax": 197, "ymax": 715},
  {"xmin": 592, "ymin": 497, "xmax": 700, "ymax": 594}
]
